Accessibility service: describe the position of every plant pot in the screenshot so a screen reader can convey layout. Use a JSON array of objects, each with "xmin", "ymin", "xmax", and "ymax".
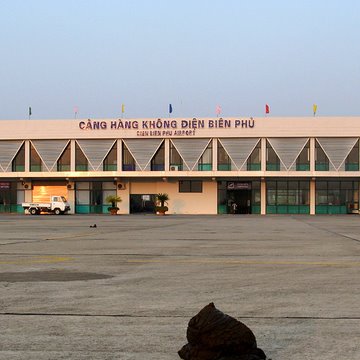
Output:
[
  {"xmin": 110, "ymin": 209, "xmax": 118, "ymax": 215},
  {"xmin": 156, "ymin": 211, "xmax": 166, "ymax": 216}
]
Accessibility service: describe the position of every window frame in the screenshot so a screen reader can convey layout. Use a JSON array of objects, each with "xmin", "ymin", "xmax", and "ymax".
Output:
[{"xmin": 179, "ymin": 180, "xmax": 203, "ymax": 193}]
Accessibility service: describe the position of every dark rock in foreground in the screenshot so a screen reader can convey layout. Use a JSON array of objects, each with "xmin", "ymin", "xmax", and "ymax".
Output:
[{"xmin": 178, "ymin": 303, "xmax": 267, "ymax": 360}]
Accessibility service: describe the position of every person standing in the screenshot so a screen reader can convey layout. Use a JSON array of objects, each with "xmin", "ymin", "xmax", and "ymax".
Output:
[{"xmin": 231, "ymin": 202, "xmax": 238, "ymax": 214}]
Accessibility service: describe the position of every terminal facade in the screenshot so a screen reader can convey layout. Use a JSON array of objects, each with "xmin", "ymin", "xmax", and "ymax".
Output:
[{"xmin": 0, "ymin": 116, "xmax": 359, "ymax": 215}]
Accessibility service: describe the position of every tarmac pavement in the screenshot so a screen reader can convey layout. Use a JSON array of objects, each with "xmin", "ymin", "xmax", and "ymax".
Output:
[{"xmin": 0, "ymin": 214, "xmax": 359, "ymax": 359}]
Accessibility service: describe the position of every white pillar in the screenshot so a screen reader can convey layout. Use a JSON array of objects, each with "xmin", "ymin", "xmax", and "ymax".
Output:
[
  {"xmin": 24, "ymin": 187, "xmax": 32, "ymax": 202},
  {"xmin": 24, "ymin": 140, "xmax": 30, "ymax": 172},
  {"xmin": 261, "ymin": 178, "xmax": 266, "ymax": 215},
  {"xmin": 117, "ymin": 139, "xmax": 122, "ymax": 172},
  {"xmin": 164, "ymin": 138, "xmax": 170, "ymax": 171},
  {"xmin": 67, "ymin": 182, "xmax": 75, "ymax": 214},
  {"xmin": 261, "ymin": 138, "xmax": 267, "ymax": 172},
  {"xmin": 310, "ymin": 137, "xmax": 315, "ymax": 172},
  {"xmin": 70, "ymin": 140, "xmax": 76, "ymax": 172},
  {"xmin": 212, "ymin": 138, "xmax": 217, "ymax": 171},
  {"xmin": 310, "ymin": 178, "xmax": 316, "ymax": 215},
  {"xmin": 118, "ymin": 181, "xmax": 130, "ymax": 214}
]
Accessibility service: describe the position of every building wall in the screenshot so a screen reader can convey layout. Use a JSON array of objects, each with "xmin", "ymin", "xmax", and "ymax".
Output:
[
  {"xmin": 127, "ymin": 180, "xmax": 217, "ymax": 214},
  {"xmin": 1, "ymin": 117, "xmax": 360, "ymax": 215},
  {"xmin": 1, "ymin": 117, "xmax": 360, "ymax": 139}
]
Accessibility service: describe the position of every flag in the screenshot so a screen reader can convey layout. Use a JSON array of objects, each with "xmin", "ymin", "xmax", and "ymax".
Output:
[
  {"xmin": 169, "ymin": 104, "xmax": 173, "ymax": 114},
  {"xmin": 265, "ymin": 104, "xmax": 270, "ymax": 114},
  {"xmin": 29, "ymin": 107, "xmax": 32, "ymax": 116},
  {"xmin": 215, "ymin": 105, "xmax": 222, "ymax": 116},
  {"xmin": 122, "ymin": 104, "xmax": 125, "ymax": 114},
  {"xmin": 313, "ymin": 104, "xmax": 317, "ymax": 116}
]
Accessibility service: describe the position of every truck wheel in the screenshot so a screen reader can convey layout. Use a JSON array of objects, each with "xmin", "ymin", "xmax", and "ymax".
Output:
[
  {"xmin": 30, "ymin": 208, "xmax": 37, "ymax": 215},
  {"xmin": 54, "ymin": 208, "xmax": 61, "ymax": 215}
]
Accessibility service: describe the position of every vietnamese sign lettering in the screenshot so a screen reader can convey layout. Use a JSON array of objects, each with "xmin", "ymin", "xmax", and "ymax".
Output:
[{"xmin": 78, "ymin": 118, "xmax": 255, "ymax": 137}]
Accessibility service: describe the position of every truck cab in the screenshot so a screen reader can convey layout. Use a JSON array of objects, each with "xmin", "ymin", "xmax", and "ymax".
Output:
[
  {"xmin": 50, "ymin": 196, "xmax": 71, "ymax": 214},
  {"xmin": 22, "ymin": 195, "xmax": 71, "ymax": 215}
]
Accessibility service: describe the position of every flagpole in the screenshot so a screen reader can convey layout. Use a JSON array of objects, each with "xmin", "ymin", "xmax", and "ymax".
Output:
[
  {"xmin": 215, "ymin": 105, "xmax": 221, "ymax": 118},
  {"xmin": 74, "ymin": 106, "xmax": 78, "ymax": 119}
]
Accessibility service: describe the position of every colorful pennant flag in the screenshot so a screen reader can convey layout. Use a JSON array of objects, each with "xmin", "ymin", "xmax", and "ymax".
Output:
[
  {"xmin": 265, "ymin": 104, "xmax": 270, "ymax": 114},
  {"xmin": 215, "ymin": 105, "xmax": 222, "ymax": 116},
  {"xmin": 122, "ymin": 104, "xmax": 125, "ymax": 114},
  {"xmin": 313, "ymin": 104, "xmax": 317, "ymax": 116},
  {"xmin": 29, "ymin": 107, "xmax": 32, "ymax": 116},
  {"xmin": 169, "ymin": 104, "xmax": 173, "ymax": 114}
]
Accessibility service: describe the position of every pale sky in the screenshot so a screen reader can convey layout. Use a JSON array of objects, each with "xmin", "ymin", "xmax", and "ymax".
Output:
[{"xmin": 0, "ymin": 0, "xmax": 359, "ymax": 119}]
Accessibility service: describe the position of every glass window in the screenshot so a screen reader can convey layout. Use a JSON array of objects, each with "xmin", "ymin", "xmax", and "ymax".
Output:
[
  {"xmin": 76, "ymin": 190, "xmax": 89, "ymax": 204},
  {"xmin": 316, "ymin": 190, "xmax": 328, "ymax": 205},
  {"xmin": 328, "ymin": 189, "xmax": 340, "ymax": 205},
  {"xmin": 122, "ymin": 143, "xmax": 136, "ymax": 171},
  {"xmin": 30, "ymin": 143, "xmax": 43, "ymax": 172},
  {"xmin": 198, "ymin": 142, "xmax": 212, "ymax": 170},
  {"xmin": 179, "ymin": 180, "xmax": 202, "ymax": 193},
  {"xmin": 266, "ymin": 141, "xmax": 280, "ymax": 171},
  {"xmin": 12, "ymin": 143, "xmax": 25, "ymax": 172},
  {"xmin": 103, "ymin": 143, "xmax": 117, "ymax": 171},
  {"xmin": 170, "ymin": 141, "xmax": 183, "ymax": 170},
  {"xmin": 296, "ymin": 140, "xmax": 310, "ymax": 170},
  {"xmin": 315, "ymin": 180, "xmax": 359, "ymax": 207},
  {"xmin": 288, "ymin": 181, "xmax": 298, "ymax": 190},
  {"xmin": 315, "ymin": 140, "xmax": 329, "ymax": 170},
  {"xmin": 328, "ymin": 181, "xmax": 340, "ymax": 190},
  {"xmin": 75, "ymin": 142, "xmax": 88, "ymax": 171},
  {"xmin": 277, "ymin": 189, "xmax": 288, "ymax": 205},
  {"xmin": 277, "ymin": 181, "xmax": 287, "ymax": 190},
  {"xmin": 217, "ymin": 141, "xmax": 231, "ymax": 170},
  {"xmin": 57, "ymin": 143, "xmax": 71, "ymax": 171},
  {"xmin": 247, "ymin": 141, "xmax": 261, "ymax": 170},
  {"xmin": 267, "ymin": 189, "xmax": 276, "ymax": 205},
  {"xmin": 267, "ymin": 180, "xmax": 310, "ymax": 207},
  {"xmin": 299, "ymin": 189, "xmax": 309, "ymax": 205},
  {"xmin": 102, "ymin": 182, "xmax": 116, "ymax": 190},
  {"xmin": 252, "ymin": 181, "xmax": 261, "ymax": 205},
  {"xmin": 151, "ymin": 141, "xmax": 165, "ymax": 171},
  {"xmin": 341, "ymin": 181, "xmax": 353, "ymax": 190},
  {"xmin": 76, "ymin": 182, "xmax": 90, "ymax": 190},
  {"xmin": 345, "ymin": 140, "xmax": 359, "ymax": 171},
  {"xmin": 299, "ymin": 181, "xmax": 310, "ymax": 190},
  {"xmin": 316, "ymin": 181, "xmax": 327, "ymax": 190}
]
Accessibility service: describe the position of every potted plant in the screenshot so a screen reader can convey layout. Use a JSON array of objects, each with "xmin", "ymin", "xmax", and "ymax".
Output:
[
  {"xmin": 105, "ymin": 194, "xmax": 122, "ymax": 215},
  {"xmin": 155, "ymin": 193, "xmax": 169, "ymax": 215}
]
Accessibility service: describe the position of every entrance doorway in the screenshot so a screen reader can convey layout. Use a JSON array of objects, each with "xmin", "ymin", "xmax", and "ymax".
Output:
[
  {"xmin": 227, "ymin": 182, "xmax": 252, "ymax": 214},
  {"xmin": 130, "ymin": 194, "xmax": 156, "ymax": 213}
]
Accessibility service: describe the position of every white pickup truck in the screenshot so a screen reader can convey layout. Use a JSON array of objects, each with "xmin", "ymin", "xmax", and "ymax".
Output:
[{"xmin": 22, "ymin": 196, "xmax": 71, "ymax": 215}]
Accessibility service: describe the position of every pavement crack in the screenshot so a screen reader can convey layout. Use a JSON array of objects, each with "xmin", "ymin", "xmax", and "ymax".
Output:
[{"xmin": 291, "ymin": 216, "xmax": 360, "ymax": 244}]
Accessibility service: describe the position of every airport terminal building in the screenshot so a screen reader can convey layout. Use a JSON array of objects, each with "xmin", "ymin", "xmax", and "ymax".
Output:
[{"xmin": 0, "ymin": 116, "xmax": 359, "ymax": 215}]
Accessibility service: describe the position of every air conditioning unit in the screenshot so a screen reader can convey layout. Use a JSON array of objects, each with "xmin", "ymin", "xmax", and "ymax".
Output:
[
  {"xmin": 22, "ymin": 182, "xmax": 32, "ymax": 190},
  {"xmin": 117, "ymin": 182, "xmax": 126, "ymax": 190},
  {"xmin": 170, "ymin": 165, "xmax": 179, "ymax": 171}
]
